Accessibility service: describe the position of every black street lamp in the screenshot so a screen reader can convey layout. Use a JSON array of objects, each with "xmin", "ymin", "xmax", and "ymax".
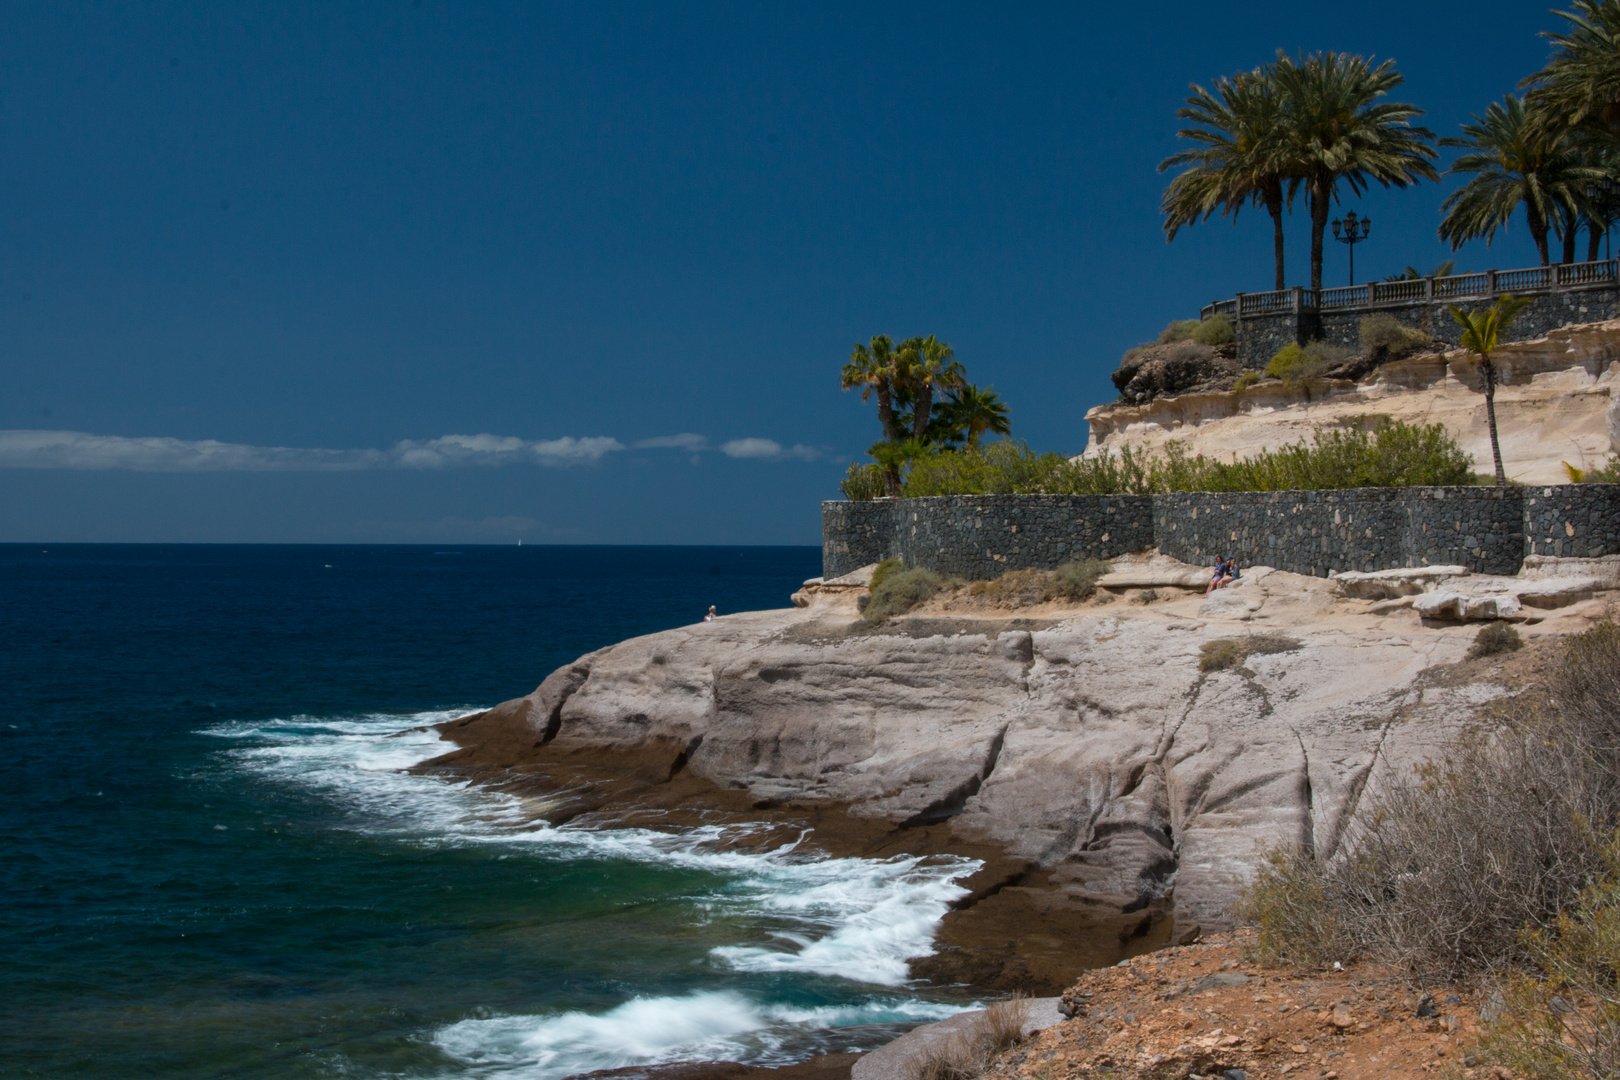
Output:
[{"xmin": 1331, "ymin": 210, "xmax": 1372, "ymax": 285}]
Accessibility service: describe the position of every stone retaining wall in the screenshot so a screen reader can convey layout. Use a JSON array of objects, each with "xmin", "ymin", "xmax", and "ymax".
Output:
[
  {"xmin": 822, "ymin": 485, "xmax": 1620, "ymax": 579},
  {"xmin": 1525, "ymin": 485, "xmax": 1620, "ymax": 558}
]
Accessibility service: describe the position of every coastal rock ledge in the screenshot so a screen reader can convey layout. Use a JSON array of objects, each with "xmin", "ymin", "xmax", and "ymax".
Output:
[{"xmin": 423, "ymin": 565, "xmax": 1601, "ymax": 991}]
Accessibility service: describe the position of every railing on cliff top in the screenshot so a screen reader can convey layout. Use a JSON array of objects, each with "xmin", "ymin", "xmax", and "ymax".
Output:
[{"xmin": 1199, "ymin": 257, "xmax": 1620, "ymax": 321}]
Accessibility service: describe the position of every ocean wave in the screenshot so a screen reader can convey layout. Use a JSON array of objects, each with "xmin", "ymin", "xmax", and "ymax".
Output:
[
  {"xmin": 433, "ymin": 990, "xmax": 969, "ymax": 1079},
  {"xmin": 202, "ymin": 710, "xmax": 980, "ymax": 1072},
  {"xmin": 202, "ymin": 712, "xmax": 979, "ymax": 985}
]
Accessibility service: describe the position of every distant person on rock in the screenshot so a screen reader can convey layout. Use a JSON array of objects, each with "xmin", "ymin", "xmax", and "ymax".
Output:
[
  {"xmin": 704, "ymin": 605, "xmax": 717, "ymax": 622},
  {"xmin": 1206, "ymin": 557, "xmax": 1238, "ymax": 594}
]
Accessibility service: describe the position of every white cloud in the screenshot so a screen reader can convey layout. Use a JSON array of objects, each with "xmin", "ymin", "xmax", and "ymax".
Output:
[
  {"xmin": 720, "ymin": 438, "xmax": 820, "ymax": 461},
  {"xmin": 0, "ymin": 429, "xmax": 819, "ymax": 471},
  {"xmin": 389, "ymin": 434, "xmax": 625, "ymax": 469},
  {"xmin": 632, "ymin": 433, "xmax": 709, "ymax": 451},
  {"xmin": 0, "ymin": 430, "xmax": 623, "ymax": 472}
]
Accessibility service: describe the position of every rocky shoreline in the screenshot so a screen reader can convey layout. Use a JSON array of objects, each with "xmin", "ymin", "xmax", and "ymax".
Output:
[{"xmin": 417, "ymin": 552, "xmax": 1613, "ymax": 1011}]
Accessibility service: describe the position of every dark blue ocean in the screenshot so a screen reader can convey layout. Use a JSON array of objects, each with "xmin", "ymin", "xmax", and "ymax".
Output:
[{"xmin": 0, "ymin": 545, "xmax": 979, "ymax": 1080}]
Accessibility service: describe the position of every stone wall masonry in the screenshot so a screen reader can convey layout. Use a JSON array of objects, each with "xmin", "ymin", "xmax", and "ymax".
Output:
[
  {"xmin": 822, "ymin": 485, "xmax": 1620, "ymax": 580},
  {"xmin": 821, "ymin": 495, "xmax": 1155, "ymax": 580},
  {"xmin": 1526, "ymin": 485, "xmax": 1620, "ymax": 558}
]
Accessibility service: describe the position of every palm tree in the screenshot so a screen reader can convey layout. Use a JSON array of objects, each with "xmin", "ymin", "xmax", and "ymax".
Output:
[
  {"xmin": 841, "ymin": 335, "xmax": 903, "ymax": 444},
  {"xmin": 1160, "ymin": 68, "xmax": 1296, "ymax": 290},
  {"xmin": 900, "ymin": 335, "xmax": 959, "ymax": 440},
  {"xmin": 1438, "ymin": 96, "xmax": 1597, "ymax": 266},
  {"xmin": 1449, "ymin": 295, "xmax": 1534, "ymax": 485},
  {"xmin": 1522, "ymin": 0, "xmax": 1620, "ymax": 135},
  {"xmin": 867, "ymin": 438, "xmax": 929, "ymax": 498},
  {"xmin": 1272, "ymin": 51, "xmax": 1439, "ymax": 293},
  {"xmin": 926, "ymin": 384, "xmax": 1012, "ymax": 447},
  {"xmin": 1571, "ymin": 128, "xmax": 1620, "ymax": 259},
  {"xmin": 951, "ymin": 384, "xmax": 1012, "ymax": 447}
]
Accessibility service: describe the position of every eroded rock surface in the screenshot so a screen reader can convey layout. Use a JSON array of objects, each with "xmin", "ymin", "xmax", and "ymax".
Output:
[{"xmin": 426, "ymin": 563, "xmax": 1614, "ymax": 989}]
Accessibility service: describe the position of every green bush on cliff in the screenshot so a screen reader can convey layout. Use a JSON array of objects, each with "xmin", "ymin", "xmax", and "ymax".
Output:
[
  {"xmin": 1157, "ymin": 314, "xmax": 1235, "ymax": 346},
  {"xmin": 863, "ymin": 566, "xmax": 942, "ymax": 623},
  {"xmin": 1265, "ymin": 340, "xmax": 1351, "ymax": 387},
  {"xmin": 856, "ymin": 422, "xmax": 1472, "ymax": 501},
  {"xmin": 840, "ymin": 462, "xmax": 888, "ymax": 501},
  {"xmin": 1050, "ymin": 558, "xmax": 1110, "ymax": 601},
  {"xmin": 1359, "ymin": 312, "xmax": 1433, "ymax": 359}
]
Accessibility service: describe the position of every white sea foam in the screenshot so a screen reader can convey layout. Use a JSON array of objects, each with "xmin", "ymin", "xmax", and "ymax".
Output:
[
  {"xmin": 433, "ymin": 990, "xmax": 968, "ymax": 1079},
  {"xmin": 203, "ymin": 710, "xmax": 981, "ymax": 1074}
]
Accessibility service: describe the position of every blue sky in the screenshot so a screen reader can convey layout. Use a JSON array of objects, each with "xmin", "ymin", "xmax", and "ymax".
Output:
[{"xmin": 0, "ymin": 1, "xmax": 1566, "ymax": 543}]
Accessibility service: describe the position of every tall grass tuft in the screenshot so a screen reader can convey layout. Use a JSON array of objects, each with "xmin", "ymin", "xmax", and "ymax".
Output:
[{"xmin": 907, "ymin": 996, "xmax": 1031, "ymax": 1080}]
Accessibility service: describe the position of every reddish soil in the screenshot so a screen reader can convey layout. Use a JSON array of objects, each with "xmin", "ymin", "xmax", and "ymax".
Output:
[{"xmin": 989, "ymin": 928, "xmax": 1501, "ymax": 1080}]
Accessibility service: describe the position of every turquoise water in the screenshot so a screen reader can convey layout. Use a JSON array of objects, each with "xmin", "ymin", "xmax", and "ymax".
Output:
[{"xmin": 1, "ymin": 545, "xmax": 977, "ymax": 1079}]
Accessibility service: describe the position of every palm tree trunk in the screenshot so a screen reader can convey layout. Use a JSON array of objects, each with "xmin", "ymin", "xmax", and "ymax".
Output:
[
  {"xmin": 875, "ymin": 381, "xmax": 899, "ymax": 444},
  {"xmin": 1588, "ymin": 216, "xmax": 1605, "ymax": 262},
  {"xmin": 1529, "ymin": 205, "xmax": 1551, "ymax": 267},
  {"xmin": 1264, "ymin": 185, "xmax": 1286, "ymax": 290},
  {"xmin": 1562, "ymin": 207, "xmax": 1579, "ymax": 264},
  {"xmin": 911, "ymin": 383, "xmax": 933, "ymax": 442},
  {"xmin": 1483, "ymin": 359, "xmax": 1506, "ymax": 486},
  {"xmin": 1309, "ymin": 178, "xmax": 1329, "ymax": 294}
]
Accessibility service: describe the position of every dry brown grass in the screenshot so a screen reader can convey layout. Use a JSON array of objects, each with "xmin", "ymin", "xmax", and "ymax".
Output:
[
  {"xmin": 963, "ymin": 561, "xmax": 1111, "ymax": 609},
  {"xmin": 907, "ymin": 996, "xmax": 1031, "ymax": 1080},
  {"xmin": 1199, "ymin": 633, "xmax": 1302, "ymax": 672}
]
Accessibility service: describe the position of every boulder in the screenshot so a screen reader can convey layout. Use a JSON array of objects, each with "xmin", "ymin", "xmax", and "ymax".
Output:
[
  {"xmin": 1513, "ymin": 577, "xmax": 1601, "ymax": 609},
  {"xmin": 1522, "ymin": 553, "xmax": 1620, "ymax": 588},
  {"xmin": 1333, "ymin": 566, "xmax": 1469, "ymax": 600},
  {"xmin": 1413, "ymin": 591, "xmax": 1522, "ymax": 621}
]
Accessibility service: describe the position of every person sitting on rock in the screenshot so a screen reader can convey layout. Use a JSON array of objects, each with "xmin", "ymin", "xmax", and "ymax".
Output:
[{"xmin": 1206, "ymin": 557, "xmax": 1237, "ymax": 594}]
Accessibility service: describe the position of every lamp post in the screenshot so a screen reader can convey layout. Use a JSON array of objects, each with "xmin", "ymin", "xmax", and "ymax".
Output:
[{"xmin": 1331, "ymin": 210, "xmax": 1372, "ymax": 285}]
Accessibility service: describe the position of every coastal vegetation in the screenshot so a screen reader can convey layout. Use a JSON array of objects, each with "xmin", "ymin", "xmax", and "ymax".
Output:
[
  {"xmin": 1242, "ymin": 621, "xmax": 1620, "ymax": 1075},
  {"xmin": 1163, "ymin": 2, "xmax": 1620, "ymax": 275},
  {"xmin": 1451, "ymin": 293, "xmax": 1534, "ymax": 485},
  {"xmin": 860, "ymin": 558, "xmax": 1112, "ymax": 623},
  {"xmin": 841, "ymin": 420, "xmax": 1473, "ymax": 500},
  {"xmin": 841, "ymin": 334, "xmax": 1011, "ymax": 497}
]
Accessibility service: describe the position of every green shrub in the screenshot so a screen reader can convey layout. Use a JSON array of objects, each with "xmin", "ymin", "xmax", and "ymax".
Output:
[
  {"xmin": 1266, "ymin": 340, "xmax": 1351, "ymax": 387},
  {"xmin": 902, "ymin": 439, "xmax": 1073, "ymax": 497},
  {"xmin": 1574, "ymin": 458, "xmax": 1620, "ymax": 484},
  {"xmin": 898, "ymin": 421, "xmax": 1473, "ymax": 498},
  {"xmin": 1232, "ymin": 371, "xmax": 1261, "ymax": 392},
  {"xmin": 869, "ymin": 557, "xmax": 905, "ymax": 593},
  {"xmin": 1236, "ymin": 849, "xmax": 1341, "ymax": 969},
  {"xmin": 1158, "ymin": 318, "xmax": 1204, "ymax": 344},
  {"xmin": 1359, "ymin": 312, "xmax": 1433, "ymax": 358},
  {"xmin": 840, "ymin": 462, "xmax": 888, "ymax": 501},
  {"xmin": 1192, "ymin": 312, "xmax": 1236, "ymax": 345},
  {"xmin": 1051, "ymin": 558, "xmax": 1111, "ymax": 601},
  {"xmin": 1469, "ymin": 621, "xmax": 1524, "ymax": 659},
  {"xmin": 863, "ymin": 566, "xmax": 942, "ymax": 623},
  {"xmin": 1133, "ymin": 588, "xmax": 1161, "ymax": 605}
]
